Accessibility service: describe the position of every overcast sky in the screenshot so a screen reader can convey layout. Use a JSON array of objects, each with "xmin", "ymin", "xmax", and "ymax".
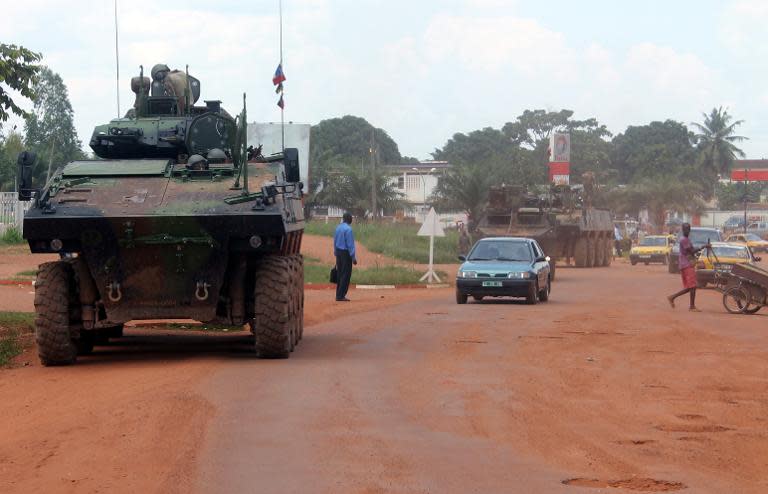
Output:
[{"xmin": 2, "ymin": 0, "xmax": 766, "ymax": 160}]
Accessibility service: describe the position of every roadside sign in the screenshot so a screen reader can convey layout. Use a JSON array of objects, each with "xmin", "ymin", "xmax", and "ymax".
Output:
[{"xmin": 418, "ymin": 207, "xmax": 443, "ymax": 283}]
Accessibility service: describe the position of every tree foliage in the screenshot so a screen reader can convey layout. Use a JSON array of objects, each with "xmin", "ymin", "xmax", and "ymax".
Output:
[
  {"xmin": 309, "ymin": 115, "xmax": 401, "ymax": 192},
  {"xmin": 691, "ymin": 107, "xmax": 747, "ymax": 178},
  {"xmin": 611, "ymin": 120, "xmax": 697, "ymax": 184},
  {"xmin": 23, "ymin": 67, "xmax": 84, "ymax": 184},
  {"xmin": 716, "ymin": 181, "xmax": 763, "ymax": 210},
  {"xmin": 0, "ymin": 44, "xmax": 42, "ymax": 122},
  {"xmin": 0, "ymin": 130, "xmax": 24, "ymax": 191},
  {"xmin": 315, "ymin": 163, "xmax": 405, "ymax": 218},
  {"xmin": 603, "ymin": 178, "xmax": 706, "ymax": 230}
]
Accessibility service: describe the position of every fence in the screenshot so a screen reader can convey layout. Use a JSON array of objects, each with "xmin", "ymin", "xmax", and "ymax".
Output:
[{"xmin": 0, "ymin": 192, "xmax": 30, "ymax": 234}]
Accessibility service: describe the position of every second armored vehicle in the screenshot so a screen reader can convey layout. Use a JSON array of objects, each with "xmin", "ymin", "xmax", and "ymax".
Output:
[{"xmin": 477, "ymin": 179, "xmax": 613, "ymax": 275}]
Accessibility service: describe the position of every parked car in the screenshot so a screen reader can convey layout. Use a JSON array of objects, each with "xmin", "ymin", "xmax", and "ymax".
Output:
[
  {"xmin": 456, "ymin": 237, "xmax": 551, "ymax": 304},
  {"xmin": 669, "ymin": 227, "xmax": 722, "ymax": 274},
  {"xmin": 724, "ymin": 233, "xmax": 768, "ymax": 253},
  {"xmin": 696, "ymin": 242, "xmax": 760, "ymax": 287},
  {"xmin": 629, "ymin": 235, "xmax": 673, "ymax": 265}
]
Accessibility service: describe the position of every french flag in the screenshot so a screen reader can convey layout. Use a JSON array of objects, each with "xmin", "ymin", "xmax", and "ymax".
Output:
[{"xmin": 272, "ymin": 64, "xmax": 286, "ymax": 85}]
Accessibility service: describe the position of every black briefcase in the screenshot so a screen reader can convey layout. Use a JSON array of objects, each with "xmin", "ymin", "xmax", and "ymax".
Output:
[{"xmin": 329, "ymin": 267, "xmax": 338, "ymax": 284}]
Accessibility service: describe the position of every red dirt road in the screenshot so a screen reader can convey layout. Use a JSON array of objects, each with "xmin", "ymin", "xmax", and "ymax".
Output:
[{"xmin": 1, "ymin": 261, "xmax": 768, "ymax": 493}]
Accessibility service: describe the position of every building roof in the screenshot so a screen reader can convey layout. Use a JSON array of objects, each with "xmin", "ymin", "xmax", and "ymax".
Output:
[
  {"xmin": 387, "ymin": 160, "xmax": 450, "ymax": 171},
  {"xmin": 733, "ymin": 159, "xmax": 768, "ymax": 170}
]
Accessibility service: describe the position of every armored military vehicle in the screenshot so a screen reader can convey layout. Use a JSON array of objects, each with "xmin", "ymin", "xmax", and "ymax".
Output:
[
  {"xmin": 476, "ymin": 177, "xmax": 613, "ymax": 275},
  {"xmin": 17, "ymin": 64, "xmax": 305, "ymax": 365}
]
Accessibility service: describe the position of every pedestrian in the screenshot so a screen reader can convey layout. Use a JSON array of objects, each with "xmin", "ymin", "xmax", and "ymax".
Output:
[
  {"xmin": 457, "ymin": 224, "xmax": 471, "ymax": 257},
  {"xmin": 667, "ymin": 223, "xmax": 704, "ymax": 312},
  {"xmin": 333, "ymin": 212, "xmax": 357, "ymax": 302},
  {"xmin": 613, "ymin": 224, "xmax": 623, "ymax": 258}
]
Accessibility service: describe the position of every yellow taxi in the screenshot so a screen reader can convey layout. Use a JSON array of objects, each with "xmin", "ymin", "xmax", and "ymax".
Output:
[
  {"xmin": 629, "ymin": 235, "xmax": 673, "ymax": 265},
  {"xmin": 724, "ymin": 233, "xmax": 768, "ymax": 253},
  {"xmin": 696, "ymin": 241, "xmax": 761, "ymax": 287}
]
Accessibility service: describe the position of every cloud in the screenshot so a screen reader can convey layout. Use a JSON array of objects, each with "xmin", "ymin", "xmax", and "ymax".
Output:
[{"xmin": 720, "ymin": 0, "xmax": 768, "ymax": 56}]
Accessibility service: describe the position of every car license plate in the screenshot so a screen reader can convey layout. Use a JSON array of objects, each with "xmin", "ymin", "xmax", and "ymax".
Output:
[
  {"xmin": 639, "ymin": 255, "xmax": 651, "ymax": 258},
  {"xmin": 482, "ymin": 281, "xmax": 503, "ymax": 287},
  {"xmin": 715, "ymin": 263, "xmax": 732, "ymax": 271}
]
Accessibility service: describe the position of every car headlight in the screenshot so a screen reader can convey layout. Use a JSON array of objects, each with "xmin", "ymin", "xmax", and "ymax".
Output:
[
  {"xmin": 507, "ymin": 271, "xmax": 531, "ymax": 279},
  {"xmin": 458, "ymin": 271, "xmax": 477, "ymax": 278}
]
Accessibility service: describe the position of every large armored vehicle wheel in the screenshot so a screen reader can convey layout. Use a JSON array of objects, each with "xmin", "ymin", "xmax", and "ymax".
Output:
[
  {"xmin": 34, "ymin": 261, "xmax": 82, "ymax": 366},
  {"xmin": 251, "ymin": 256, "xmax": 302, "ymax": 358},
  {"xmin": 288, "ymin": 254, "xmax": 304, "ymax": 343}
]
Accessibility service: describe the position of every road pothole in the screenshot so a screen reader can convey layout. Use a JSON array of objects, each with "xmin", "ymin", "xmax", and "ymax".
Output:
[
  {"xmin": 616, "ymin": 439, "xmax": 656, "ymax": 445},
  {"xmin": 562, "ymin": 477, "xmax": 687, "ymax": 491}
]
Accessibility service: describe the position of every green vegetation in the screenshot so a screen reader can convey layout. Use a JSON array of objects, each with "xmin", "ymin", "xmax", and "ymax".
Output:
[
  {"xmin": 305, "ymin": 221, "xmax": 460, "ymax": 264},
  {"xmin": 13, "ymin": 269, "xmax": 37, "ymax": 278},
  {"xmin": 0, "ymin": 312, "xmax": 34, "ymax": 366},
  {"xmin": 304, "ymin": 262, "xmax": 444, "ymax": 285},
  {"xmin": 0, "ymin": 226, "xmax": 24, "ymax": 245}
]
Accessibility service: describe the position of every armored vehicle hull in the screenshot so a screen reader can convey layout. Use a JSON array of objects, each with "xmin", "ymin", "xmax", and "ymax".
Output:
[{"xmin": 18, "ymin": 64, "xmax": 305, "ymax": 365}]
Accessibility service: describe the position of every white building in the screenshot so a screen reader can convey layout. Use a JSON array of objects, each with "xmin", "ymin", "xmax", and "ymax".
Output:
[{"xmin": 387, "ymin": 161, "xmax": 467, "ymax": 225}]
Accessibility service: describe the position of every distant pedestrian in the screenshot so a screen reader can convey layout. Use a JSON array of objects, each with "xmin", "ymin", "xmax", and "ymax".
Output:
[
  {"xmin": 667, "ymin": 223, "xmax": 704, "ymax": 312},
  {"xmin": 614, "ymin": 225, "xmax": 623, "ymax": 257},
  {"xmin": 457, "ymin": 224, "xmax": 471, "ymax": 257},
  {"xmin": 333, "ymin": 212, "xmax": 357, "ymax": 302}
]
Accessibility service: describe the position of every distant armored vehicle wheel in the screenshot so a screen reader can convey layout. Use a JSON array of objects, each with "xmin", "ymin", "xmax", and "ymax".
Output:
[
  {"xmin": 594, "ymin": 237, "xmax": 605, "ymax": 267},
  {"xmin": 604, "ymin": 239, "xmax": 613, "ymax": 266},
  {"xmin": 586, "ymin": 238, "xmax": 595, "ymax": 267},
  {"xmin": 251, "ymin": 256, "xmax": 294, "ymax": 358},
  {"xmin": 574, "ymin": 237, "xmax": 588, "ymax": 267},
  {"xmin": 34, "ymin": 261, "xmax": 80, "ymax": 366}
]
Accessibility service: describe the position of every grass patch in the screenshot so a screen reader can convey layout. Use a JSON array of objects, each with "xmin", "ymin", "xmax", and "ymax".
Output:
[
  {"xmin": 304, "ymin": 262, "xmax": 444, "ymax": 285},
  {"xmin": 0, "ymin": 312, "xmax": 34, "ymax": 366},
  {"xmin": 0, "ymin": 226, "xmax": 25, "ymax": 246},
  {"xmin": 13, "ymin": 269, "xmax": 37, "ymax": 279},
  {"xmin": 305, "ymin": 221, "xmax": 461, "ymax": 264}
]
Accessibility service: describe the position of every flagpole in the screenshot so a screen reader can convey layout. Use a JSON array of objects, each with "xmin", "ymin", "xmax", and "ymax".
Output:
[
  {"xmin": 279, "ymin": 0, "xmax": 285, "ymax": 151},
  {"xmin": 114, "ymin": 0, "xmax": 120, "ymax": 118}
]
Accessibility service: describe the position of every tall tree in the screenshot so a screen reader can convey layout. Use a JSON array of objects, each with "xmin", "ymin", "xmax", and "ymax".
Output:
[
  {"xmin": 0, "ymin": 44, "xmax": 42, "ymax": 122},
  {"xmin": 691, "ymin": 107, "xmax": 747, "ymax": 179},
  {"xmin": 23, "ymin": 67, "xmax": 85, "ymax": 184},
  {"xmin": 610, "ymin": 120, "xmax": 697, "ymax": 185},
  {"xmin": 309, "ymin": 115, "xmax": 401, "ymax": 194}
]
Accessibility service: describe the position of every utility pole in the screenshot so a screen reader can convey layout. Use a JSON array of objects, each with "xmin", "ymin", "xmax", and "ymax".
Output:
[
  {"xmin": 370, "ymin": 127, "xmax": 377, "ymax": 220},
  {"xmin": 744, "ymin": 168, "xmax": 749, "ymax": 234}
]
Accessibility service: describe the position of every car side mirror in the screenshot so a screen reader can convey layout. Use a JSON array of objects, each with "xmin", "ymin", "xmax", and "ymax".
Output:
[
  {"xmin": 17, "ymin": 151, "xmax": 36, "ymax": 201},
  {"xmin": 536, "ymin": 256, "xmax": 548, "ymax": 263},
  {"xmin": 458, "ymin": 255, "xmax": 467, "ymax": 262}
]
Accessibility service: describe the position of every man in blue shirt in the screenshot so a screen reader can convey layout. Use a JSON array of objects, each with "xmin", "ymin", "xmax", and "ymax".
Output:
[{"xmin": 333, "ymin": 212, "xmax": 357, "ymax": 301}]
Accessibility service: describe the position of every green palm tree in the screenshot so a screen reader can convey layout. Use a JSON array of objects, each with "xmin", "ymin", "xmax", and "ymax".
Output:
[{"xmin": 691, "ymin": 107, "xmax": 747, "ymax": 178}]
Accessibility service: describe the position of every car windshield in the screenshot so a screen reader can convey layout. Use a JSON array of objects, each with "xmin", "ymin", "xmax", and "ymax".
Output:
[
  {"xmin": 639, "ymin": 237, "xmax": 666, "ymax": 246},
  {"xmin": 469, "ymin": 240, "xmax": 532, "ymax": 261},
  {"xmin": 689, "ymin": 230, "xmax": 721, "ymax": 247},
  {"xmin": 746, "ymin": 234, "xmax": 763, "ymax": 241},
  {"xmin": 712, "ymin": 245, "xmax": 749, "ymax": 259}
]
